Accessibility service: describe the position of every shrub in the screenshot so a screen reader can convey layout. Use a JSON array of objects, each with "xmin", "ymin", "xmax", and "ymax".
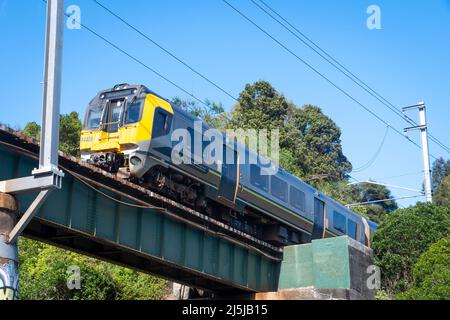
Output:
[
  {"xmin": 372, "ymin": 203, "xmax": 450, "ymax": 295},
  {"xmin": 397, "ymin": 236, "xmax": 450, "ymax": 300}
]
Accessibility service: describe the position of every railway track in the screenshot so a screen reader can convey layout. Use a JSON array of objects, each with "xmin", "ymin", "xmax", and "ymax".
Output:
[{"xmin": 0, "ymin": 125, "xmax": 283, "ymax": 260}]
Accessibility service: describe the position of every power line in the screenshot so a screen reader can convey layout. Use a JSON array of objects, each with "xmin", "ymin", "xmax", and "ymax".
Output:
[
  {"xmin": 347, "ymin": 175, "xmax": 415, "ymax": 208},
  {"xmin": 348, "ymin": 180, "xmax": 424, "ymax": 194},
  {"xmin": 369, "ymin": 171, "xmax": 424, "ymax": 181},
  {"xmin": 352, "ymin": 125, "xmax": 389, "ymax": 172},
  {"xmin": 92, "ymin": 0, "xmax": 238, "ymax": 102},
  {"xmin": 222, "ymin": 0, "xmax": 439, "ymax": 160},
  {"xmin": 346, "ymin": 195, "xmax": 424, "ymax": 208},
  {"xmin": 251, "ymin": 0, "xmax": 450, "ymax": 155},
  {"xmin": 41, "ymin": 0, "xmax": 208, "ymax": 107}
]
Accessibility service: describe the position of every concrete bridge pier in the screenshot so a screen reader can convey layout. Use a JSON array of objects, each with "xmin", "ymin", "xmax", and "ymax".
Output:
[{"xmin": 0, "ymin": 193, "xmax": 19, "ymax": 300}]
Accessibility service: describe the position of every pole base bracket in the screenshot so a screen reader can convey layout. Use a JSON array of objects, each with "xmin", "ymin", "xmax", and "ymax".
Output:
[{"xmin": 0, "ymin": 169, "xmax": 63, "ymax": 195}]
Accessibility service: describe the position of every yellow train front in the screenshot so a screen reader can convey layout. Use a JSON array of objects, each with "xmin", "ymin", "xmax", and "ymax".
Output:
[{"xmin": 80, "ymin": 84, "xmax": 173, "ymax": 177}]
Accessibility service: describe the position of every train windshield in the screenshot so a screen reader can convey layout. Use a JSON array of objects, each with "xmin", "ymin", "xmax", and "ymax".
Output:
[
  {"xmin": 86, "ymin": 106, "xmax": 104, "ymax": 129},
  {"xmin": 124, "ymin": 100, "xmax": 143, "ymax": 124}
]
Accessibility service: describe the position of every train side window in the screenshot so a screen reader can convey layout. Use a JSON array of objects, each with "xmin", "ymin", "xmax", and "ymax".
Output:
[
  {"xmin": 290, "ymin": 187, "xmax": 306, "ymax": 212},
  {"xmin": 271, "ymin": 176, "xmax": 287, "ymax": 201},
  {"xmin": 153, "ymin": 108, "xmax": 172, "ymax": 138},
  {"xmin": 250, "ymin": 164, "xmax": 268, "ymax": 192},
  {"xmin": 333, "ymin": 211, "xmax": 346, "ymax": 234},
  {"xmin": 347, "ymin": 219, "xmax": 358, "ymax": 240},
  {"xmin": 124, "ymin": 101, "xmax": 142, "ymax": 124}
]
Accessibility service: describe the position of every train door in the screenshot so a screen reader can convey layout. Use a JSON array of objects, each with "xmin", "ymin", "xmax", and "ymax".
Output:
[
  {"xmin": 312, "ymin": 198, "xmax": 326, "ymax": 239},
  {"xmin": 104, "ymin": 99, "xmax": 125, "ymax": 133},
  {"xmin": 217, "ymin": 145, "xmax": 239, "ymax": 205}
]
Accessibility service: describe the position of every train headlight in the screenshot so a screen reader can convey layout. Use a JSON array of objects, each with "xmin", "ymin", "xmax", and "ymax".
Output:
[{"xmin": 130, "ymin": 156, "xmax": 142, "ymax": 166}]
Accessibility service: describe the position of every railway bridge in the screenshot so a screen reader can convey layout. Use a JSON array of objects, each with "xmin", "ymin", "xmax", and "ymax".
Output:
[{"xmin": 0, "ymin": 127, "xmax": 280, "ymax": 295}]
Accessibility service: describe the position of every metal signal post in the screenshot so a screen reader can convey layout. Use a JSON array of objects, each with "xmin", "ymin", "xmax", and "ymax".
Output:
[{"xmin": 0, "ymin": 0, "xmax": 65, "ymax": 300}]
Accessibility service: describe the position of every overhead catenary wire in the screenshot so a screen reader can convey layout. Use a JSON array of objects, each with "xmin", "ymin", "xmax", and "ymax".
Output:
[
  {"xmin": 41, "ymin": 0, "xmax": 208, "ymax": 107},
  {"xmin": 221, "ymin": 0, "xmax": 439, "ymax": 160},
  {"xmin": 346, "ymin": 195, "xmax": 424, "ymax": 208},
  {"xmin": 92, "ymin": 0, "xmax": 238, "ymax": 102},
  {"xmin": 95, "ymin": 0, "xmax": 448, "ymax": 156},
  {"xmin": 369, "ymin": 171, "xmax": 424, "ymax": 181},
  {"xmin": 352, "ymin": 125, "xmax": 389, "ymax": 172},
  {"xmin": 251, "ymin": 0, "xmax": 450, "ymax": 156}
]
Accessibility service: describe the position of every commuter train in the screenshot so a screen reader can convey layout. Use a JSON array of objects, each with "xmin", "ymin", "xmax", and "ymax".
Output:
[{"xmin": 80, "ymin": 84, "xmax": 377, "ymax": 247}]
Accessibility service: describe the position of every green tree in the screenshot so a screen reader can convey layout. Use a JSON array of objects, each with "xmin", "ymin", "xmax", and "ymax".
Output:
[
  {"xmin": 397, "ymin": 236, "xmax": 450, "ymax": 300},
  {"xmin": 434, "ymin": 175, "xmax": 450, "ymax": 209},
  {"xmin": 19, "ymin": 238, "xmax": 168, "ymax": 300},
  {"xmin": 231, "ymin": 81, "xmax": 292, "ymax": 140},
  {"xmin": 22, "ymin": 112, "xmax": 82, "ymax": 157},
  {"xmin": 314, "ymin": 180, "xmax": 396, "ymax": 223},
  {"xmin": 22, "ymin": 121, "xmax": 41, "ymax": 140},
  {"xmin": 431, "ymin": 157, "xmax": 450, "ymax": 191},
  {"xmin": 109, "ymin": 267, "xmax": 169, "ymax": 300},
  {"xmin": 291, "ymin": 105, "xmax": 352, "ymax": 183},
  {"xmin": 348, "ymin": 182, "xmax": 397, "ymax": 223},
  {"xmin": 59, "ymin": 112, "xmax": 82, "ymax": 156},
  {"xmin": 20, "ymin": 239, "xmax": 116, "ymax": 300},
  {"xmin": 372, "ymin": 203, "xmax": 450, "ymax": 295},
  {"xmin": 172, "ymin": 97, "xmax": 230, "ymax": 130},
  {"xmin": 230, "ymin": 81, "xmax": 351, "ymax": 184}
]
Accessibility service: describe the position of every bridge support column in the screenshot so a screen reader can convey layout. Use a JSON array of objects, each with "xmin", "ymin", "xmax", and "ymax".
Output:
[{"xmin": 0, "ymin": 193, "xmax": 19, "ymax": 300}]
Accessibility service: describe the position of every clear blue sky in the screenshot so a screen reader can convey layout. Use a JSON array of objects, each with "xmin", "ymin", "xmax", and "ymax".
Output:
[{"xmin": 1, "ymin": 0, "xmax": 449, "ymax": 207}]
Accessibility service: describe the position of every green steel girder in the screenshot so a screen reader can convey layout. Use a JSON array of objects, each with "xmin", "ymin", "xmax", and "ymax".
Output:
[{"xmin": 0, "ymin": 130, "xmax": 280, "ymax": 293}]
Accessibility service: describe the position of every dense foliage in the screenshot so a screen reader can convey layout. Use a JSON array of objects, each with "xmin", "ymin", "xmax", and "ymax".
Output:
[
  {"xmin": 349, "ymin": 182, "xmax": 397, "ymax": 223},
  {"xmin": 19, "ymin": 238, "xmax": 168, "ymax": 300},
  {"xmin": 229, "ymin": 81, "xmax": 352, "ymax": 183},
  {"xmin": 22, "ymin": 112, "xmax": 82, "ymax": 156},
  {"xmin": 59, "ymin": 112, "xmax": 83, "ymax": 156},
  {"xmin": 397, "ymin": 236, "xmax": 450, "ymax": 300},
  {"xmin": 22, "ymin": 121, "xmax": 41, "ymax": 140},
  {"xmin": 431, "ymin": 157, "xmax": 450, "ymax": 192},
  {"xmin": 372, "ymin": 203, "xmax": 450, "ymax": 295},
  {"xmin": 434, "ymin": 175, "xmax": 450, "ymax": 209},
  {"xmin": 172, "ymin": 97, "xmax": 229, "ymax": 129}
]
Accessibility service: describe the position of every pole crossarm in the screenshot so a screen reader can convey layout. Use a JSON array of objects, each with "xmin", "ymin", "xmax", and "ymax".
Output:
[
  {"xmin": 404, "ymin": 125, "xmax": 427, "ymax": 132},
  {"xmin": 0, "ymin": 171, "xmax": 62, "ymax": 195},
  {"xmin": 401, "ymin": 103, "xmax": 425, "ymax": 112}
]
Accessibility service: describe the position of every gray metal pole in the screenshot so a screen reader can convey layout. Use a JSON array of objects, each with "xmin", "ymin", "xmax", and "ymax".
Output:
[
  {"xmin": 418, "ymin": 102, "xmax": 433, "ymax": 203},
  {"xmin": 35, "ymin": 0, "xmax": 65, "ymax": 175},
  {"xmin": 0, "ymin": 194, "xmax": 19, "ymax": 300}
]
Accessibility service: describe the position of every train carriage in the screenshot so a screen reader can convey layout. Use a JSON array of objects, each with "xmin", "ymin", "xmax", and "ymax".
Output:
[{"xmin": 80, "ymin": 84, "xmax": 377, "ymax": 248}]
